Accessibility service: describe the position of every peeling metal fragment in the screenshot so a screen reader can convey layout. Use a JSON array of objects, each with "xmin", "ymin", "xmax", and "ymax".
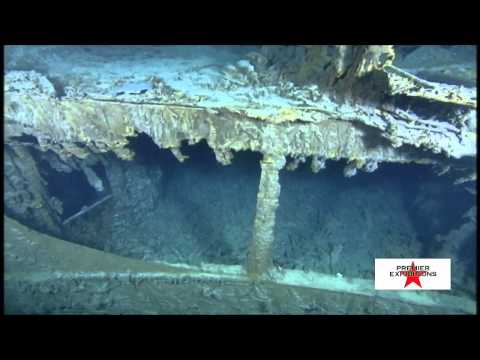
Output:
[
  {"xmin": 310, "ymin": 155, "xmax": 326, "ymax": 173},
  {"xmin": 286, "ymin": 156, "xmax": 306, "ymax": 171},
  {"xmin": 361, "ymin": 159, "xmax": 379, "ymax": 173},
  {"xmin": 170, "ymin": 147, "xmax": 189, "ymax": 162},
  {"xmin": 213, "ymin": 147, "xmax": 234, "ymax": 165},
  {"xmin": 343, "ymin": 161, "xmax": 358, "ymax": 178},
  {"xmin": 80, "ymin": 164, "xmax": 104, "ymax": 192}
]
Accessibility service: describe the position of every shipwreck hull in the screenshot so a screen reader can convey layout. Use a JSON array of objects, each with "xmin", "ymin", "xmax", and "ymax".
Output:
[{"xmin": 4, "ymin": 45, "xmax": 477, "ymax": 314}]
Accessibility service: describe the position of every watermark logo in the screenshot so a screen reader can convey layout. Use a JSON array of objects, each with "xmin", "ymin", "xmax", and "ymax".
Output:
[{"xmin": 375, "ymin": 259, "xmax": 451, "ymax": 290}]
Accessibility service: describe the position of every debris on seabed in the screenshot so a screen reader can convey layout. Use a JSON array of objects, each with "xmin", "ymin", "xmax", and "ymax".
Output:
[{"xmin": 62, "ymin": 194, "xmax": 113, "ymax": 225}]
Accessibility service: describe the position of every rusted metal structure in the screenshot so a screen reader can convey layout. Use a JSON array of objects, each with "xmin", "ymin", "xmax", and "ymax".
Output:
[{"xmin": 4, "ymin": 45, "xmax": 476, "ymax": 314}]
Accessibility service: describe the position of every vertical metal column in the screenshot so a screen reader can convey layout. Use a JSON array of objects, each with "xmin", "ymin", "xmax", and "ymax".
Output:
[{"xmin": 247, "ymin": 153, "xmax": 285, "ymax": 279}]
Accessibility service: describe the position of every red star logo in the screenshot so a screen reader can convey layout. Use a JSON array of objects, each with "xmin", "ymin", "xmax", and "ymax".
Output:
[{"xmin": 403, "ymin": 261, "xmax": 423, "ymax": 288}]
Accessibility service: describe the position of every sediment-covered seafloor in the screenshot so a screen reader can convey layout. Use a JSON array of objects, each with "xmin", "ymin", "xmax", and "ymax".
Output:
[{"xmin": 4, "ymin": 45, "xmax": 477, "ymax": 314}]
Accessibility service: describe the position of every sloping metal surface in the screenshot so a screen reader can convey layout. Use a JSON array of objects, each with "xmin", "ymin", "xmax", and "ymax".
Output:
[{"xmin": 5, "ymin": 216, "xmax": 475, "ymax": 314}]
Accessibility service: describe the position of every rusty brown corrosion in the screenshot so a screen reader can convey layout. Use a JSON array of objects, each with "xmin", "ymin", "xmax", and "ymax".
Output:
[
  {"xmin": 247, "ymin": 154, "xmax": 285, "ymax": 279},
  {"xmin": 4, "ymin": 95, "xmax": 442, "ymax": 164}
]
